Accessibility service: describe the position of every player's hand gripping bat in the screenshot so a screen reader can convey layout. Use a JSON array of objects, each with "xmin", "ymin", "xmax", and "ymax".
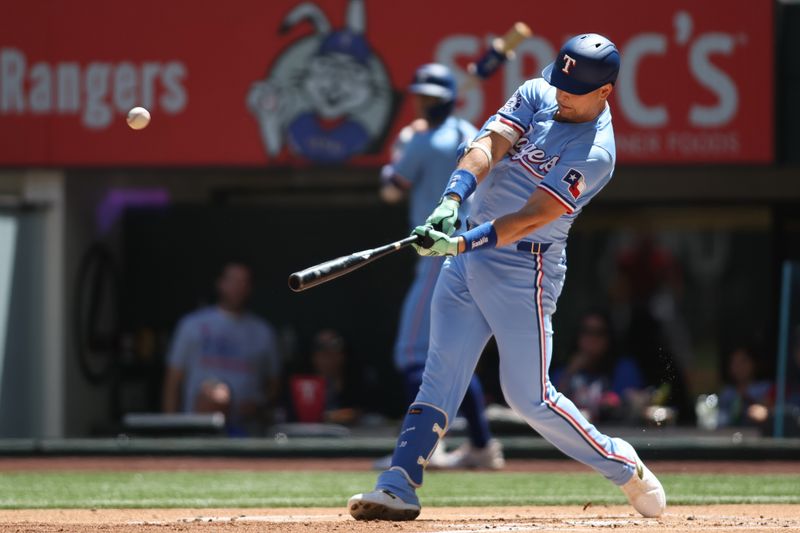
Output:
[
  {"xmin": 288, "ymin": 233, "xmax": 432, "ymax": 292},
  {"xmin": 463, "ymin": 22, "xmax": 532, "ymax": 88}
]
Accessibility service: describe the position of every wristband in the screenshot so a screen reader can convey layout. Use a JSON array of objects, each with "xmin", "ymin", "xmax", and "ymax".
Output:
[
  {"xmin": 443, "ymin": 169, "xmax": 477, "ymax": 202},
  {"xmin": 461, "ymin": 222, "xmax": 498, "ymax": 253}
]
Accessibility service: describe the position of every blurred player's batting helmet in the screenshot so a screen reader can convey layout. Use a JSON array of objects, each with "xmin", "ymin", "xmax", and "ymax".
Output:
[
  {"xmin": 408, "ymin": 63, "xmax": 457, "ymax": 122},
  {"xmin": 542, "ymin": 34, "xmax": 620, "ymax": 95}
]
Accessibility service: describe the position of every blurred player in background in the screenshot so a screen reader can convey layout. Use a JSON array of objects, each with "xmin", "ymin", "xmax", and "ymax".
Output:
[
  {"xmin": 162, "ymin": 262, "xmax": 281, "ymax": 436},
  {"xmin": 350, "ymin": 34, "xmax": 666, "ymax": 521},
  {"xmin": 378, "ymin": 63, "xmax": 505, "ymax": 469}
]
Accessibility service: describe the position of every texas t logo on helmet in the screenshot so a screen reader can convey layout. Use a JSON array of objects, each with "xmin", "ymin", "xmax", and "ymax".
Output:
[{"xmin": 561, "ymin": 54, "xmax": 577, "ymax": 75}]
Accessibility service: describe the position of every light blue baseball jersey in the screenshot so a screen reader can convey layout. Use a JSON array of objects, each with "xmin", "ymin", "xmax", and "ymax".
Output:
[
  {"xmin": 393, "ymin": 116, "xmax": 478, "ymax": 229},
  {"xmin": 468, "ymin": 78, "xmax": 615, "ymax": 315}
]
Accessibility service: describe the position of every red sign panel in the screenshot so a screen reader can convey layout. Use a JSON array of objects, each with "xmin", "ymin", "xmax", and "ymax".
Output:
[{"xmin": 0, "ymin": 0, "xmax": 773, "ymax": 165}]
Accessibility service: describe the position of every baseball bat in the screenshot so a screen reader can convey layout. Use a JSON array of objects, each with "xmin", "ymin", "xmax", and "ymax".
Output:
[{"xmin": 288, "ymin": 234, "xmax": 428, "ymax": 292}]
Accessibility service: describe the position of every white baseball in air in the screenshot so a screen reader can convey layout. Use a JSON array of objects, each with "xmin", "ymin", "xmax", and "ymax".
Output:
[{"xmin": 126, "ymin": 107, "xmax": 151, "ymax": 130}]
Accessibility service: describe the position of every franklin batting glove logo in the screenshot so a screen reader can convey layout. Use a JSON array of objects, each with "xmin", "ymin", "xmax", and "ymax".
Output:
[{"xmin": 471, "ymin": 236, "xmax": 489, "ymax": 249}]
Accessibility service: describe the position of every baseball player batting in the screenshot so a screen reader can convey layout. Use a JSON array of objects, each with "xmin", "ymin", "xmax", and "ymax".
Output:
[
  {"xmin": 377, "ymin": 63, "xmax": 504, "ymax": 470},
  {"xmin": 349, "ymin": 34, "xmax": 667, "ymax": 521}
]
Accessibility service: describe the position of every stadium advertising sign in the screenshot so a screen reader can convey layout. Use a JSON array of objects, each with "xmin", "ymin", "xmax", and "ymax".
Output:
[{"xmin": 0, "ymin": 0, "xmax": 773, "ymax": 165}]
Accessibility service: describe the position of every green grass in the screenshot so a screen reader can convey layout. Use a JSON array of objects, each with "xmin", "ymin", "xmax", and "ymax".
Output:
[{"xmin": 0, "ymin": 471, "xmax": 798, "ymax": 509}]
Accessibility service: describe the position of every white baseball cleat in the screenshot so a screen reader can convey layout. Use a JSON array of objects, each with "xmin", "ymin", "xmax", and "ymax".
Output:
[
  {"xmin": 348, "ymin": 489, "xmax": 421, "ymax": 521},
  {"xmin": 431, "ymin": 438, "xmax": 506, "ymax": 470},
  {"xmin": 620, "ymin": 455, "xmax": 666, "ymax": 518}
]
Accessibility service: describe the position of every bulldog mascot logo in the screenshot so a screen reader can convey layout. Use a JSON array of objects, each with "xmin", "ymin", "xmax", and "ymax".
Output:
[{"xmin": 248, "ymin": 0, "xmax": 395, "ymax": 164}]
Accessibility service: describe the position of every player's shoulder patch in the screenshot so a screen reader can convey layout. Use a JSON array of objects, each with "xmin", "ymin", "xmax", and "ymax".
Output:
[
  {"xmin": 561, "ymin": 168, "xmax": 586, "ymax": 199},
  {"xmin": 500, "ymin": 90, "xmax": 522, "ymax": 113}
]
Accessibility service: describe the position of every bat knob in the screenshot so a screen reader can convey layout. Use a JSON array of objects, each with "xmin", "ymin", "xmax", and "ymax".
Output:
[
  {"xmin": 421, "ymin": 235, "xmax": 435, "ymax": 249},
  {"xmin": 288, "ymin": 274, "xmax": 303, "ymax": 292}
]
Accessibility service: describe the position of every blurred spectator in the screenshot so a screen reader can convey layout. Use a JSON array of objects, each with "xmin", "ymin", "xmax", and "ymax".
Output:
[
  {"xmin": 552, "ymin": 310, "xmax": 647, "ymax": 424},
  {"xmin": 288, "ymin": 329, "xmax": 364, "ymax": 425},
  {"xmin": 610, "ymin": 232, "xmax": 694, "ymax": 421},
  {"xmin": 161, "ymin": 262, "xmax": 280, "ymax": 435},
  {"xmin": 717, "ymin": 343, "xmax": 773, "ymax": 428}
]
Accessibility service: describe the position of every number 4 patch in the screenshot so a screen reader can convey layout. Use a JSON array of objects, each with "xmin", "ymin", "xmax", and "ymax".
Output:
[{"xmin": 562, "ymin": 168, "xmax": 586, "ymax": 199}]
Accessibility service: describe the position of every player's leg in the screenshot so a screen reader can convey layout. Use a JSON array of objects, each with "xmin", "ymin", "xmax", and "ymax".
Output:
[
  {"xmin": 495, "ymin": 315, "xmax": 664, "ymax": 516},
  {"xmin": 349, "ymin": 256, "xmax": 492, "ymax": 520},
  {"xmin": 496, "ymin": 314, "xmax": 638, "ymax": 482},
  {"xmin": 385, "ymin": 255, "xmax": 495, "ymax": 471},
  {"xmin": 379, "ymin": 255, "xmax": 492, "ymax": 489},
  {"xmin": 470, "ymin": 253, "xmax": 664, "ymax": 517},
  {"xmin": 393, "ymin": 256, "xmax": 453, "ymax": 469},
  {"xmin": 392, "ymin": 257, "xmax": 445, "ymax": 371}
]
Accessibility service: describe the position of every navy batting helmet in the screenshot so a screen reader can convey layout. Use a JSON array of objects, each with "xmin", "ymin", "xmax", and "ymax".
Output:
[
  {"xmin": 542, "ymin": 34, "xmax": 620, "ymax": 95},
  {"xmin": 408, "ymin": 63, "xmax": 456, "ymax": 122},
  {"xmin": 409, "ymin": 63, "xmax": 456, "ymax": 100}
]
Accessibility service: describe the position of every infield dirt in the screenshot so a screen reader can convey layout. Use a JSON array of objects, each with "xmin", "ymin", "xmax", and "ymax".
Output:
[{"xmin": 0, "ymin": 504, "xmax": 799, "ymax": 532}]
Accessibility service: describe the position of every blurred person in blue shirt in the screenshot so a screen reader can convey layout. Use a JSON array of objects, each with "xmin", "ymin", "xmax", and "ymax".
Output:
[
  {"xmin": 162, "ymin": 262, "xmax": 280, "ymax": 436},
  {"xmin": 552, "ymin": 310, "xmax": 646, "ymax": 423}
]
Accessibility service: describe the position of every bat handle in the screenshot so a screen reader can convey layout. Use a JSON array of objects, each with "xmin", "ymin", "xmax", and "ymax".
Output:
[{"xmin": 395, "ymin": 234, "xmax": 418, "ymax": 244}]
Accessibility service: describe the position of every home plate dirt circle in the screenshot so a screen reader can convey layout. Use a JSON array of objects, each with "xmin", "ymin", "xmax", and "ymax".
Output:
[{"xmin": 1, "ymin": 505, "xmax": 799, "ymax": 532}]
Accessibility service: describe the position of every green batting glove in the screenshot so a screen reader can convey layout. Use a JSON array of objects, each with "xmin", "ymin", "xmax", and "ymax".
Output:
[
  {"xmin": 411, "ymin": 226, "xmax": 460, "ymax": 257},
  {"xmin": 425, "ymin": 197, "xmax": 460, "ymax": 236}
]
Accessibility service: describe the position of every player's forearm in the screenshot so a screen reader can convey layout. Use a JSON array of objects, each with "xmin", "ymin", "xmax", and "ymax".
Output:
[
  {"xmin": 456, "ymin": 138, "xmax": 493, "ymax": 181},
  {"xmin": 446, "ymin": 133, "xmax": 510, "ymax": 202},
  {"xmin": 456, "ymin": 189, "xmax": 566, "ymax": 253},
  {"xmin": 493, "ymin": 208, "xmax": 553, "ymax": 247},
  {"xmin": 456, "ymin": 212, "xmax": 546, "ymax": 253},
  {"xmin": 494, "ymin": 189, "xmax": 568, "ymax": 246}
]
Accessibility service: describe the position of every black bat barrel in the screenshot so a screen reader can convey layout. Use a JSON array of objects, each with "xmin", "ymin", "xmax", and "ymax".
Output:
[
  {"xmin": 288, "ymin": 234, "xmax": 424, "ymax": 292},
  {"xmin": 288, "ymin": 252, "xmax": 369, "ymax": 292}
]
